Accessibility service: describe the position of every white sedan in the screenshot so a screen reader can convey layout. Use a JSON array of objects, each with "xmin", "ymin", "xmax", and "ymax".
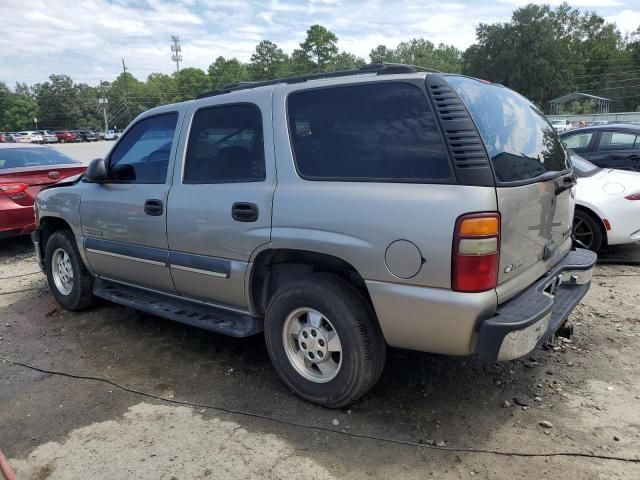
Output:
[{"xmin": 572, "ymin": 153, "xmax": 640, "ymax": 251}]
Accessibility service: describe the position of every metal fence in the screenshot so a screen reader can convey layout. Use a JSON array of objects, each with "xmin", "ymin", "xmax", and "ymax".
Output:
[{"xmin": 547, "ymin": 111, "xmax": 640, "ymax": 124}]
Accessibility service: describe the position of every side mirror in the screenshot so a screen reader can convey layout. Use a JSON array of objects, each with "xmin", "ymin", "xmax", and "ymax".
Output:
[{"xmin": 85, "ymin": 157, "xmax": 107, "ymax": 183}]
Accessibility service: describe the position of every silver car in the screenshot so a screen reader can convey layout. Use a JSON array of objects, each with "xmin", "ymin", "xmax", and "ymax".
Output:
[{"xmin": 32, "ymin": 64, "xmax": 596, "ymax": 407}]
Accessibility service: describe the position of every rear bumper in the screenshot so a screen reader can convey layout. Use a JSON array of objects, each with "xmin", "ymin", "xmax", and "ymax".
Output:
[{"xmin": 475, "ymin": 248, "xmax": 597, "ymax": 361}]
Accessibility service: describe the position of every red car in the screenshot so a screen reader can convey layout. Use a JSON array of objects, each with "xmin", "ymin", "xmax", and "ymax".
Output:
[
  {"xmin": 55, "ymin": 130, "xmax": 78, "ymax": 143},
  {"xmin": 0, "ymin": 144, "xmax": 86, "ymax": 238}
]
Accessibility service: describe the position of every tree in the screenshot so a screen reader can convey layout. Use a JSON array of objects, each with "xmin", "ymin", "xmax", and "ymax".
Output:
[
  {"xmin": 369, "ymin": 39, "xmax": 462, "ymax": 72},
  {"xmin": 462, "ymin": 3, "xmax": 625, "ymax": 109},
  {"xmin": 3, "ymin": 94, "xmax": 38, "ymax": 131},
  {"xmin": 174, "ymin": 67, "xmax": 210, "ymax": 100},
  {"xmin": 249, "ymin": 40, "xmax": 289, "ymax": 80},
  {"xmin": 299, "ymin": 25, "xmax": 339, "ymax": 70},
  {"xmin": 207, "ymin": 57, "xmax": 249, "ymax": 89}
]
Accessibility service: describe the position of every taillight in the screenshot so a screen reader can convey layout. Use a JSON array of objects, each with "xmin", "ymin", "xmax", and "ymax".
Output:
[
  {"xmin": 0, "ymin": 183, "xmax": 28, "ymax": 195},
  {"xmin": 452, "ymin": 212, "xmax": 500, "ymax": 293},
  {"xmin": 625, "ymin": 192, "xmax": 640, "ymax": 201}
]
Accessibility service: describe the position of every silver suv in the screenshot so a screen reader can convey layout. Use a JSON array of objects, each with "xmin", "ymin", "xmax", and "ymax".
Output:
[{"xmin": 32, "ymin": 64, "xmax": 596, "ymax": 407}]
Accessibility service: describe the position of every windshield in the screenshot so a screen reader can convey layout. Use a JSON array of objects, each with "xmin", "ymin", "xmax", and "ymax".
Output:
[
  {"xmin": 569, "ymin": 153, "xmax": 600, "ymax": 176},
  {"xmin": 445, "ymin": 75, "xmax": 570, "ymax": 183},
  {"xmin": 0, "ymin": 147, "xmax": 79, "ymax": 169}
]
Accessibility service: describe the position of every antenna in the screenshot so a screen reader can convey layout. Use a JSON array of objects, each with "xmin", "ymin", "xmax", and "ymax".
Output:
[{"xmin": 171, "ymin": 35, "xmax": 182, "ymax": 73}]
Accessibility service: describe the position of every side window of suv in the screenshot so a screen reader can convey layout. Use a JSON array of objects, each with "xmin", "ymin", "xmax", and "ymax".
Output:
[
  {"xmin": 108, "ymin": 113, "xmax": 178, "ymax": 184},
  {"xmin": 287, "ymin": 82, "xmax": 452, "ymax": 182},
  {"xmin": 184, "ymin": 104, "xmax": 265, "ymax": 183}
]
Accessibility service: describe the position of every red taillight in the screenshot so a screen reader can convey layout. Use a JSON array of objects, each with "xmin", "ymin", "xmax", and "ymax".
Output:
[
  {"xmin": 0, "ymin": 183, "xmax": 28, "ymax": 195},
  {"xmin": 452, "ymin": 212, "xmax": 500, "ymax": 293},
  {"xmin": 625, "ymin": 192, "xmax": 640, "ymax": 201}
]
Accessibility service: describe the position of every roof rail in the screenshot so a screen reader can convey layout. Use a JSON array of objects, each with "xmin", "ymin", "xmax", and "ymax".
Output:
[{"xmin": 195, "ymin": 62, "xmax": 440, "ymax": 99}]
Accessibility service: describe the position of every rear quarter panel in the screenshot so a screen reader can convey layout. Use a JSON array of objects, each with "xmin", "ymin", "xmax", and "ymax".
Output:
[{"xmin": 271, "ymin": 78, "xmax": 498, "ymax": 289}]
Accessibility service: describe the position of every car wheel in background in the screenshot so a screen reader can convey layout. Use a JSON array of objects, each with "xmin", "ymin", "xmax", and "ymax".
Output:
[{"xmin": 573, "ymin": 209, "xmax": 604, "ymax": 252}]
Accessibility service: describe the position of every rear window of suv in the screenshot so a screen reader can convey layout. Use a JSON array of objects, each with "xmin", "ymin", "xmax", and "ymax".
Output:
[
  {"xmin": 287, "ymin": 82, "xmax": 453, "ymax": 182},
  {"xmin": 445, "ymin": 76, "xmax": 569, "ymax": 183}
]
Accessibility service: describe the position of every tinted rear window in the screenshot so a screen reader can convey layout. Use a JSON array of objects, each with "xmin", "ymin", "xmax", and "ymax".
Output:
[
  {"xmin": 0, "ymin": 148, "xmax": 78, "ymax": 169},
  {"xmin": 445, "ymin": 76, "xmax": 569, "ymax": 183},
  {"xmin": 287, "ymin": 82, "xmax": 452, "ymax": 182}
]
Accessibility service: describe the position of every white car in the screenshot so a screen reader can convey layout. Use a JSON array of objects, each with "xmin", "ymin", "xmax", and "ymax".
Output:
[
  {"xmin": 572, "ymin": 153, "xmax": 640, "ymax": 251},
  {"xmin": 103, "ymin": 130, "xmax": 117, "ymax": 140},
  {"xmin": 551, "ymin": 120, "xmax": 571, "ymax": 133},
  {"xmin": 16, "ymin": 131, "xmax": 44, "ymax": 143}
]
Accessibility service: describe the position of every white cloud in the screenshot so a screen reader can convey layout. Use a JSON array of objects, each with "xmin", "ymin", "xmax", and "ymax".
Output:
[
  {"xmin": 606, "ymin": 9, "xmax": 640, "ymax": 37},
  {"xmin": 0, "ymin": 0, "xmax": 636, "ymax": 87}
]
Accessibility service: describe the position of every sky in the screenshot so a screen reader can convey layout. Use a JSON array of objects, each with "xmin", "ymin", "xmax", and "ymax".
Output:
[{"xmin": 0, "ymin": 0, "xmax": 638, "ymax": 87}]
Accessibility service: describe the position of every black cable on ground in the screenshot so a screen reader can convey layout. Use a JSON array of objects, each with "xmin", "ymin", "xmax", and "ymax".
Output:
[
  {"xmin": 0, "ymin": 271, "xmax": 41, "ymax": 280},
  {"xmin": 1, "ymin": 356, "xmax": 638, "ymax": 464}
]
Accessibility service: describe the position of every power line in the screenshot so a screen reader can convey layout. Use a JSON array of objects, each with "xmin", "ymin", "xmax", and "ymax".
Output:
[{"xmin": 122, "ymin": 58, "xmax": 132, "ymax": 124}]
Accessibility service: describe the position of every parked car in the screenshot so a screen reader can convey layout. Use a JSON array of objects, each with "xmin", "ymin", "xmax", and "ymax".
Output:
[
  {"xmin": 570, "ymin": 152, "xmax": 640, "ymax": 251},
  {"xmin": 103, "ymin": 130, "xmax": 117, "ymax": 140},
  {"xmin": 5, "ymin": 133, "xmax": 21, "ymax": 142},
  {"xmin": 39, "ymin": 130, "xmax": 59, "ymax": 143},
  {"xmin": 551, "ymin": 119, "xmax": 571, "ymax": 133},
  {"xmin": 76, "ymin": 129, "xmax": 100, "ymax": 142},
  {"xmin": 32, "ymin": 64, "xmax": 596, "ymax": 407},
  {"xmin": 0, "ymin": 133, "xmax": 13, "ymax": 143},
  {"xmin": 55, "ymin": 130, "xmax": 78, "ymax": 143},
  {"xmin": 560, "ymin": 124, "xmax": 640, "ymax": 172},
  {"xmin": 0, "ymin": 144, "xmax": 86, "ymax": 238},
  {"xmin": 16, "ymin": 131, "xmax": 44, "ymax": 144}
]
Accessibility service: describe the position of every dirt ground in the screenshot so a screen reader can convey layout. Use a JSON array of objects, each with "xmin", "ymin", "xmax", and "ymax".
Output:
[{"xmin": 1, "ymin": 235, "xmax": 639, "ymax": 479}]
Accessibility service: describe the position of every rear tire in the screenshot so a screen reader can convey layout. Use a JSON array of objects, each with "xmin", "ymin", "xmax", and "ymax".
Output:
[
  {"xmin": 45, "ymin": 230, "xmax": 96, "ymax": 311},
  {"xmin": 573, "ymin": 209, "xmax": 604, "ymax": 252},
  {"xmin": 264, "ymin": 274, "xmax": 386, "ymax": 408}
]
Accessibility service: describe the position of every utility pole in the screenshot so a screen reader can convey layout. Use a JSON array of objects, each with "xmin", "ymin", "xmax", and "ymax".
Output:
[
  {"xmin": 98, "ymin": 80, "xmax": 108, "ymax": 133},
  {"xmin": 171, "ymin": 35, "xmax": 182, "ymax": 73},
  {"xmin": 122, "ymin": 58, "xmax": 132, "ymax": 124}
]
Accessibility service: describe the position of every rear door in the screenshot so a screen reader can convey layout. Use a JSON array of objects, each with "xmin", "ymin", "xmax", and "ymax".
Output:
[
  {"xmin": 166, "ymin": 91, "xmax": 275, "ymax": 310},
  {"xmin": 588, "ymin": 129, "xmax": 640, "ymax": 171},
  {"xmin": 444, "ymin": 76, "xmax": 574, "ymax": 302},
  {"xmin": 80, "ymin": 108, "xmax": 183, "ymax": 293}
]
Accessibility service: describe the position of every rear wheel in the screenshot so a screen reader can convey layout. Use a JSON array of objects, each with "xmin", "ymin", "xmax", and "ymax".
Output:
[
  {"xmin": 264, "ymin": 274, "xmax": 386, "ymax": 408},
  {"xmin": 573, "ymin": 209, "xmax": 604, "ymax": 252},
  {"xmin": 45, "ymin": 230, "xmax": 96, "ymax": 311}
]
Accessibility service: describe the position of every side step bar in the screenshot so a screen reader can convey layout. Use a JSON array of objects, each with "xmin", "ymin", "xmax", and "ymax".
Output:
[{"xmin": 93, "ymin": 278, "xmax": 263, "ymax": 337}]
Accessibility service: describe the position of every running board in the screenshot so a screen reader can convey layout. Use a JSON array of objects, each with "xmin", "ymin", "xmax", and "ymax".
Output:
[{"xmin": 93, "ymin": 278, "xmax": 263, "ymax": 337}]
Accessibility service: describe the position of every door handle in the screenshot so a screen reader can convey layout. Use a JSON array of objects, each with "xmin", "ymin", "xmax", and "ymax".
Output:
[
  {"xmin": 144, "ymin": 199, "xmax": 164, "ymax": 216},
  {"xmin": 232, "ymin": 202, "xmax": 258, "ymax": 222}
]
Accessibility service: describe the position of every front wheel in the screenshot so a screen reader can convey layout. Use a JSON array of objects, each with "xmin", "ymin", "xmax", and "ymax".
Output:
[
  {"xmin": 45, "ymin": 230, "xmax": 96, "ymax": 310},
  {"xmin": 265, "ymin": 274, "xmax": 386, "ymax": 408}
]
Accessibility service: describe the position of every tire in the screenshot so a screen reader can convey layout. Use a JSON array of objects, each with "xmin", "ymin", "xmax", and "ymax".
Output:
[
  {"xmin": 45, "ymin": 230, "xmax": 96, "ymax": 311},
  {"xmin": 264, "ymin": 274, "xmax": 386, "ymax": 408},
  {"xmin": 60, "ymin": 139, "xmax": 65, "ymax": 144},
  {"xmin": 573, "ymin": 209, "xmax": 604, "ymax": 252}
]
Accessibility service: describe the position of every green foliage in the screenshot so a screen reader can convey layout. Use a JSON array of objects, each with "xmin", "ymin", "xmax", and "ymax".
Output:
[
  {"xmin": 299, "ymin": 24, "xmax": 339, "ymax": 70},
  {"xmin": 2, "ymin": 14, "xmax": 639, "ymax": 131},
  {"xmin": 462, "ymin": 2, "xmax": 639, "ymax": 111},
  {"xmin": 369, "ymin": 39, "xmax": 463, "ymax": 72}
]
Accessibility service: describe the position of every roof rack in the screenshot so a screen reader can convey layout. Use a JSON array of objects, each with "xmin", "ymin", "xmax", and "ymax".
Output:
[{"xmin": 195, "ymin": 62, "xmax": 440, "ymax": 100}]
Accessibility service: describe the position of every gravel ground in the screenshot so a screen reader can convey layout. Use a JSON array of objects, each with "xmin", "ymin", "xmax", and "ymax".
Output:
[{"xmin": 1, "ymin": 237, "xmax": 639, "ymax": 479}]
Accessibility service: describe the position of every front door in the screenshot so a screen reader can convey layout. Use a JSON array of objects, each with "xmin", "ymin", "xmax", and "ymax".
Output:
[
  {"xmin": 81, "ymin": 109, "xmax": 182, "ymax": 293},
  {"xmin": 166, "ymin": 94, "xmax": 275, "ymax": 310}
]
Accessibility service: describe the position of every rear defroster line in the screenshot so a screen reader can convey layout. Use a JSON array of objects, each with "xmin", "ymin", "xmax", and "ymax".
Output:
[{"xmin": 1, "ymin": 356, "xmax": 638, "ymax": 464}]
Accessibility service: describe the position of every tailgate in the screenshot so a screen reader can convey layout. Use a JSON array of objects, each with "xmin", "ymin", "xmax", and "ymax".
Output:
[{"xmin": 496, "ymin": 176, "xmax": 574, "ymax": 296}]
